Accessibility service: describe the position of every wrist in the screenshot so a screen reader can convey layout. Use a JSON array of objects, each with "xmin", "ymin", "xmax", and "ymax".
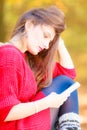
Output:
[
  {"xmin": 34, "ymin": 102, "xmax": 39, "ymax": 113},
  {"xmin": 58, "ymin": 37, "xmax": 64, "ymax": 46},
  {"xmin": 33, "ymin": 97, "xmax": 49, "ymax": 114}
]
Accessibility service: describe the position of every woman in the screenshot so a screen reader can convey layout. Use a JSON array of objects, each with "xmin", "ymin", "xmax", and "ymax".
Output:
[{"xmin": 0, "ymin": 6, "xmax": 81, "ymax": 130}]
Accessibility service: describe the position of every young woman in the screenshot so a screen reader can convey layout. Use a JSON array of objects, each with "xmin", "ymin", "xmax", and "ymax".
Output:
[{"xmin": 0, "ymin": 6, "xmax": 81, "ymax": 130}]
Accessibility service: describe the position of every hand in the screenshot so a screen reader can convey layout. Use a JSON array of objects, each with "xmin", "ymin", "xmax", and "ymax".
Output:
[
  {"xmin": 58, "ymin": 37, "xmax": 64, "ymax": 44},
  {"xmin": 45, "ymin": 92, "xmax": 70, "ymax": 108},
  {"xmin": 56, "ymin": 37, "xmax": 64, "ymax": 47},
  {"xmin": 56, "ymin": 36, "xmax": 74, "ymax": 68}
]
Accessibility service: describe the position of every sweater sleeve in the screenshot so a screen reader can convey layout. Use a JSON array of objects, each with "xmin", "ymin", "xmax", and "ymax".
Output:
[
  {"xmin": 0, "ymin": 65, "xmax": 21, "ymax": 122},
  {"xmin": 53, "ymin": 62, "xmax": 76, "ymax": 79},
  {"xmin": 0, "ymin": 45, "xmax": 23, "ymax": 122}
]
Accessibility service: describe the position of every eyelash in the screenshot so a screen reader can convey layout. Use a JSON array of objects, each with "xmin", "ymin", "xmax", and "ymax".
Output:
[
  {"xmin": 44, "ymin": 36, "xmax": 48, "ymax": 39},
  {"xmin": 44, "ymin": 35, "xmax": 49, "ymax": 38}
]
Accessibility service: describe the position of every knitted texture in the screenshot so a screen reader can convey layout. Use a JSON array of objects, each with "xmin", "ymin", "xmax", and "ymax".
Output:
[
  {"xmin": 0, "ymin": 45, "xmax": 76, "ymax": 130},
  {"xmin": 55, "ymin": 112, "xmax": 82, "ymax": 130},
  {"xmin": 53, "ymin": 62, "xmax": 76, "ymax": 79}
]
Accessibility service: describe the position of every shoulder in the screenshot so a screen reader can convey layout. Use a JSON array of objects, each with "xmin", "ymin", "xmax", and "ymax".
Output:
[
  {"xmin": 0, "ymin": 44, "xmax": 22, "ymax": 55},
  {"xmin": 0, "ymin": 44, "xmax": 25, "ymax": 67}
]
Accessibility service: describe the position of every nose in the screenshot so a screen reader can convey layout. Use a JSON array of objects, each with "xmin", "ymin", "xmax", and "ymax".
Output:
[{"xmin": 44, "ymin": 41, "xmax": 50, "ymax": 49}]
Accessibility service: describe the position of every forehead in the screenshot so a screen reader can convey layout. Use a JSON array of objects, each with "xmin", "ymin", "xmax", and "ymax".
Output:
[{"xmin": 42, "ymin": 24, "xmax": 55, "ymax": 32}]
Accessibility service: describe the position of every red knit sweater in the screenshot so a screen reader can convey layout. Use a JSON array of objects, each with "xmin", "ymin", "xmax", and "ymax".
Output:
[{"xmin": 0, "ymin": 45, "xmax": 76, "ymax": 130}]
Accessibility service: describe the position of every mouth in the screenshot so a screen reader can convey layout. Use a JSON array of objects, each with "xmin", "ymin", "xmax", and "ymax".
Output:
[{"xmin": 39, "ymin": 46, "xmax": 43, "ymax": 51}]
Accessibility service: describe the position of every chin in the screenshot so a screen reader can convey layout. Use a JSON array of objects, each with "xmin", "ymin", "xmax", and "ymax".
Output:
[{"xmin": 31, "ymin": 51, "xmax": 39, "ymax": 55}]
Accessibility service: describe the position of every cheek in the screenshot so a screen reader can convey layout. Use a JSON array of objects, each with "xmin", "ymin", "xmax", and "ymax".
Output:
[
  {"xmin": 27, "ymin": 32, "xmax": 35, "ymax": 44},
  {"xmin": 34, "ymin": 29, "xmax": 43, "ymax": 41},
  {"xmin": 27, "ymin": 30, "xmax": 43, "ymax": 46}
]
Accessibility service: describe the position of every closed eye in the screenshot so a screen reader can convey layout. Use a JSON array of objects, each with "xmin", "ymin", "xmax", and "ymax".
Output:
[
  {"xmin": 44, "ymin": 32, "xmax": 51, "ymax": 39},
  {"xmin": 44, "ymin": 35, "xmax": 49, "ymax": 38}
]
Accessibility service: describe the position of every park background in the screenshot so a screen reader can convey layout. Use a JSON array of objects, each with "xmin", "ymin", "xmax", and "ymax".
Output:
[{"xmin": 0, "ymin": 0, "xmax": 87, "ymax": 129}]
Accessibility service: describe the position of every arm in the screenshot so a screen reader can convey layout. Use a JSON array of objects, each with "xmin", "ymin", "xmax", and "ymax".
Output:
[
  {"xmin": 0, "ymin": 54, "xmax": 69, "ymax": 122},
  {"xmin": 5, "ymin": 92, "xmax": 69, "ymax": 122},
  {"xmin": 0, "ymin": 45, "xmax": 69, "ymax": 122},
  {"xmin": 53, "ymin": 37, "xmax": 76, "ymax": 79},
  {"xmin": 0, "ymin": 64, "xmax": 68, "ymax": 122},
  {"xmin": 57, "ymin": 37, "xmax": 74, "ymax": 69},
  {"xmin": 5, "ymin": 98, "xmax": 48, "ymax": 121}
]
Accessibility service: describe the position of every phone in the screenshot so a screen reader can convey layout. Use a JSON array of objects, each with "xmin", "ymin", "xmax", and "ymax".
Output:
[{"xmin": 61, "ymin": 82, "xmax": 80, "ymax": 96}]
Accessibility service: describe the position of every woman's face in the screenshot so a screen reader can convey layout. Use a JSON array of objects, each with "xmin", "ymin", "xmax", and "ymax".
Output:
[{"xmin": 25, "ymin": 22, "xmax": 55, "ymax": 55}]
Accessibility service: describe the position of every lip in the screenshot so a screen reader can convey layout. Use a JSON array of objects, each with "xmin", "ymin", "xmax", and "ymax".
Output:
[{"xmin": 39, "ymin": 46, "xmax": 43, "ymax": 51}]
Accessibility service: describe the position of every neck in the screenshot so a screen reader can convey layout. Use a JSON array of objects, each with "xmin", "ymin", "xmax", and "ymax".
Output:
[{"xmin": 8, "ymin": 35, "xmax": 27, "ymax": 53}]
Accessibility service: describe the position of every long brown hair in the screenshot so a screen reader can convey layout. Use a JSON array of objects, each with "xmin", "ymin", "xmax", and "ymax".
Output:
[{"xmin": 11, "ymin": 6, "xmax": 66, "ymax": 91}]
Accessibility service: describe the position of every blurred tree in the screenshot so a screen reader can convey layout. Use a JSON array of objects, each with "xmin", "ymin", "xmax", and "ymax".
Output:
[
  {"xmin": 0, "ymin": 0, "xmax": 87, "ymax": 45},
  {"xmin": 0, "ymin": 0, "xmax": 6, "ymax": 42},
  {"xmin": 0, "ymin": 0, "xmax": 66, "ymax": 42}
]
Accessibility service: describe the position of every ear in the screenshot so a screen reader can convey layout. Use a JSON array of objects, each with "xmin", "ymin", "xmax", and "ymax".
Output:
[{"xmin": 25, "ymin": 21, "xmax": 33, "ymax": 32}]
